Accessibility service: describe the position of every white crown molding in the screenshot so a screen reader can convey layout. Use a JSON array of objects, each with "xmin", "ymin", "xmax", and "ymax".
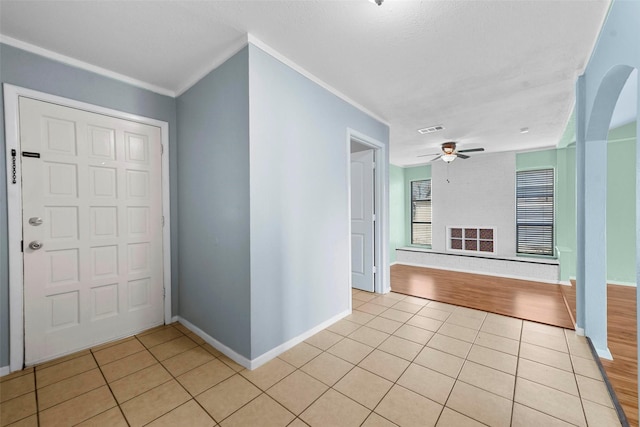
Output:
[
  {"xmin": 1, "ymin": 33, "xmax": 392, "ymax": 127},
  {"xmin": 175, "ymin": 34, "xmax": 250, "ymax": 97},
  {"xmin": 247, "ymin": 34, "xmax": 390, "ymax": 127},
  {"xmin": 0, "ymin": 35, "xmax": 175, "ymax": 97}
]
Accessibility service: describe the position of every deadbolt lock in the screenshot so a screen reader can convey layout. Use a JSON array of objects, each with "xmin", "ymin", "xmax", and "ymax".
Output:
[{"xmin": 29, "ymin": 217, "xmax": 43, "ymax": 226}]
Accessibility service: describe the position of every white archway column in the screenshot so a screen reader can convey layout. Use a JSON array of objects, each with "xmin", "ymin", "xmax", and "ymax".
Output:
[
  {"xmin": 576, "ymin": 76, "xmax": 586, "ymax": 333},
  {"xmin": 576, "ymin": 76, "xmax": 612, "ymax": 359},
  {"xmin": 636, "ymin": 76, "xmax": 640, "ymax": 402},
  {"xmin": 582, "ymin": 137, "xmax": 611, "ymax": 359}
]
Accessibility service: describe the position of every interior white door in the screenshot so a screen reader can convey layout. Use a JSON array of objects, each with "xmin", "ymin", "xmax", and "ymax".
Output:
[
  {"xmin": 351, "ymin": 149, "xmax": 375, "ymax": 292},
  {"xmin": 20, "ymin": 97, "xmax": 164, "ymax": 364}
]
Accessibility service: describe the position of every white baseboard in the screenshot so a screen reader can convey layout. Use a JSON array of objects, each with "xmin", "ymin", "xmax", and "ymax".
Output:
[
  {"xmin": 395, "ymin": 261, "xmax": 561, "ymax": 285},
  {"xmin": 171, "ymin": 316, "xmax": 179, "ymax": 323},
  {"xmin": 249, "ymin": 309, "xmax": 351, "ymax": 370},
  {"xmin": 608, "ymin": 280, "xmax": 637, "ymax": 287},
  {"xmin": 566, "ymin": 276, "xmax": 636, "ymax": 287},
  {"xmin": 390, "ymin": 261, "xmax": 398, "ymax": 266},
  {"xmin": 0, "ymin": 366, "xmax": 10, "ymax": 376},
  {"xmin": 595, "ymin": 347, "xmax": 613, "ymax": 361},
  {"xmin": 559, "ymin": 280, "xmax": 573, "ymax": 286},
  {"xmin": 176, "ymin": 316, "xmax": 252, "ymax": 370},
  {"xmin": 177, "ymin": 310, "xmax": 351, "ymax": 370}
]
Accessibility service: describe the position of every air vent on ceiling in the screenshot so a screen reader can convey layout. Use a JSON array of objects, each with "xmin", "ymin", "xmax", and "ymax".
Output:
[{"xmin": 418, "ymin": 125, "xmax": 444, "ymax": 134}]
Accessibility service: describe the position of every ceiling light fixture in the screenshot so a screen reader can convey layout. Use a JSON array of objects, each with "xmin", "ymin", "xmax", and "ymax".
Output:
[
  {"xmin": 369, "ymin": 0, "xmax": 383, "ymax": 5},
  {"xmin": 442, "ymin": 153, "xmax": 457, "ymax": 163},
  {"xmin": 520, "ymin": 127, "xmax": 529, "ymax": 134}
]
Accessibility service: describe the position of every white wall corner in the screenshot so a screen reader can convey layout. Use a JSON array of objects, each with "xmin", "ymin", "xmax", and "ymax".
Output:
[
  {"xmin": 175, "ymin": 34, "xmax": 249, "ymax": 96},
  {"xmin": 246, "ymin": 34, "xmax": 389, "ymax": 127}
]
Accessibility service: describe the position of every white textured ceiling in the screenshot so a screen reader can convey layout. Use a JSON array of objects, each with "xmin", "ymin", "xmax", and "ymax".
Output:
[{"xmin": 0, "ymin": 0, "xmax": 610, "ymax": 166}]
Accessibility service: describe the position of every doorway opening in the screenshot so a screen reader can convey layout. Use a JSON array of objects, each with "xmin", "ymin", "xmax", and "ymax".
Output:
[{"xmin": 347, "ymin": 129, "xmax": 389, "ymax": 296}]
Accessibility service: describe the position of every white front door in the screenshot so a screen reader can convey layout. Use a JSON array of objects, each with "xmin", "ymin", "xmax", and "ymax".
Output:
[
  {"xmin": 351, "ymin": 149, "xmax": 375, "ymax": 292},
  {"xmin": 20, "ymin": 97, "xmax": 164, "ymax": 364}
]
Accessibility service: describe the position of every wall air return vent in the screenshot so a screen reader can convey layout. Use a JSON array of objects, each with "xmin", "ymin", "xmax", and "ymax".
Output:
[{"xmin": 418, "ymin": 125, "xmax": 444, "ymax": 135}]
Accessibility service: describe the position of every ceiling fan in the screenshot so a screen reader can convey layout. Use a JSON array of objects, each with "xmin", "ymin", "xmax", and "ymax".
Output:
[{"xmin": 418, "ymin": 142, "xmax": 485, "ymax": 163}]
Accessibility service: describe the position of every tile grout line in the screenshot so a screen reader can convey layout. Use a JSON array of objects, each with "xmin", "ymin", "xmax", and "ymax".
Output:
[
  {"xmin": 135, "ymin": 325, "xmax": 225, "ymax": 425},
  {"xmin": 360, "ymin": 295, "xmax": 462, "ymax": 426},
  {"xmin": 128, "ymin": 326, "xmax": 210, "ymax": 427},
  {"xmin": 439, "ymin": 308, "xmax": 499, "ymax": 426},
  {"xmin": 92, "ymin": 336, "xmax": 141, "ymax": 427},
  {"xmin": 515, "ymin": 323, "xmax": 615, "ymax": 426},
  {"xmin": 566, "ymin": 330, "xmax": 589, "ymax": 427},
  {"xmin": 370, "ymin": 295, "xmax": 515, "ymax": 426},
  {"xmin": 356, "ymin": 297, "xmax": 429, "ymax": 427},
  {"xmin": 83, "ymin": 325, "xmax": 188, "ymax": 426},
  {"xmin": 294, "ymin": 293, "xmax": 422, "ymax": 425},
  {"xmin": 31, "ymin": 356, "xmax": 99, "ymax": 419},
  {"xmin": 34, "ymin": 364, "xmax": 40, "ymax": 427},
  {"xmin": 583, "ymin": 335, "xmax": 630, "ymax": 427},
  {"xmin": 510, "ymin": 314, "xmax": 524, "ymax": 427}
]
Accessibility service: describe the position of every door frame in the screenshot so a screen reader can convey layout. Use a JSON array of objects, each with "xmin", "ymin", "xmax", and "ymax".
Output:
[
  {"xmin": 347, "ymin": 128, "xmax": 390, "ymax": 299},
  {"xmin": 4, "ymin": 84, "xmax": 173, "ymax": 372}
]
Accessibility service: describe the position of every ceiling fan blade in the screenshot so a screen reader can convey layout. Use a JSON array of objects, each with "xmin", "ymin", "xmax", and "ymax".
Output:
[
  {"xmin": 417, "ymin": 152, "xmax": 441, "ymax": 158},
  {"xmin": 457, "ymin": 153, "xmax": 470, "ymax": 159},
  {"xmin": 429, "ymin": 154, "xmax": 443, "ymax": 162},
  {"xmin": 457, "ymin": 148, "xmax": 485, "ymax": 153}
]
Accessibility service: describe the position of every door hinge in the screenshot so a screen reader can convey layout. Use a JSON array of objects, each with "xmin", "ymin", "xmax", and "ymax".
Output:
[
  {"xmin": 162, "ymin": 216, "xmax": 165, "ymax": 227},
  {"xmin": 11, "ymin": 149, "xmax": 17, "ymax": 184},
  {"xmin": 373, "ymin": 266, "xmax": 377, "ymax": 274},
  {"xmin": 372, "ymin": 162, "xmax": 376, "ymax": 169},
  {"xmin": 161, "ymin": 145, "xmax": 164, "ymax": 155},
  {"xmin": 372, "ymin": 214, "xmax": 376, "ymax": 222}
]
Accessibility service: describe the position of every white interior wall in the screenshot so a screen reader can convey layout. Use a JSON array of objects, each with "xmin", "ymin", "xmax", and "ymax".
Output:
[{"xmin": 431, "ymin": 152, "xmax": 517, "ymax": 257}]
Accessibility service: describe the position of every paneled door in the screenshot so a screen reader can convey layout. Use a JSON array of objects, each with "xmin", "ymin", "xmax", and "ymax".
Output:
[
  {"xmin": 350, "ymin": 149, "xmax": 375, "ymax": 292},
  {"xmin": 20, "ymin": 97, "xmax": 164, "ymax": 364}
]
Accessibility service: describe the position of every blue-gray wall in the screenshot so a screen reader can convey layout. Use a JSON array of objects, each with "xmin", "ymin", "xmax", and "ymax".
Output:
[
  {"xmin": 0, "ymin": 41, "xmax": 389, "ymax": 366},
  {"xmin": 248, "ymin": 45, "xmax": 390, "ymax": 358},
  {"xmin": 176, "ymin": 48, "xmax": 251, "ymax": 357},
  {"xmin": 0, "ymin": 43, "xmax": 178, "ymax": 367}
]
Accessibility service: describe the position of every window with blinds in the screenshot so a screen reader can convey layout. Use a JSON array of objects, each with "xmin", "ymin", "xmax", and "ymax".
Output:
[
  {"xmin": 516, "ymin": 169, "xmax": 554, "ymax": 256},
  {"xmin": 411, "ymin": 180, "xmax": 432, "ymax": 245}
]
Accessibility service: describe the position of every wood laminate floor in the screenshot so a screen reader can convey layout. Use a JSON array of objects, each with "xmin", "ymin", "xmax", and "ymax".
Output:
[
  {"xmin": 562, "ymin": 282, "xmax": 638, "ymax": 426},
  {"xmin": 390, "ymin": 264, "xmax": 574, "ymax": 329}
]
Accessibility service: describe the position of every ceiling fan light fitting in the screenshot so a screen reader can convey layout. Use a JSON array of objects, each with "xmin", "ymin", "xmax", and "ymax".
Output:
[{"xmin": 442, "ymin": 154, "xmax": 457, "ymax": 163}]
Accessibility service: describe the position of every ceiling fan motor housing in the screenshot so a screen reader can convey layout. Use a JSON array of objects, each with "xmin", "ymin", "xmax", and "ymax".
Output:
[{"xmin": 442, "ymin": 142, "xmax": 456, "ymax": 154}]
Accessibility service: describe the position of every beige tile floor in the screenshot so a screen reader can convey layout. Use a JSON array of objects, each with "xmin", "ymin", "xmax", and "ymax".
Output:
[{"xmin": 0, "ymin": 290, "xmax": 622, "ymax": 426}]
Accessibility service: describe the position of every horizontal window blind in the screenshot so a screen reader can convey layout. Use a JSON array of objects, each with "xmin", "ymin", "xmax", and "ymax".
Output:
[
  {"xmin": 411, "ymin": 180, "xmax": 432, "ymax": 245},
  {"xmin": 516, "ymin": 169, "xmax": 554, "ymax": 255}
]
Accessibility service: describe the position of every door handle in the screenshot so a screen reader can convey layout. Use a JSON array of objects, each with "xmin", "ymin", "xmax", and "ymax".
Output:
[
  {"xmin": 29, "ymin": 241, "xmax": 43, "ymax": 250},
  {"xmin": 29, "ymin": 217, "xmax": 43, "ymax": 226}
]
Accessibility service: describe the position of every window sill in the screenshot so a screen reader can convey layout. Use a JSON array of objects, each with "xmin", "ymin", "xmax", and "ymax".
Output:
[{"xmin": 397, "ymin": 247, "xmax": 559, "ymax": 265}]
